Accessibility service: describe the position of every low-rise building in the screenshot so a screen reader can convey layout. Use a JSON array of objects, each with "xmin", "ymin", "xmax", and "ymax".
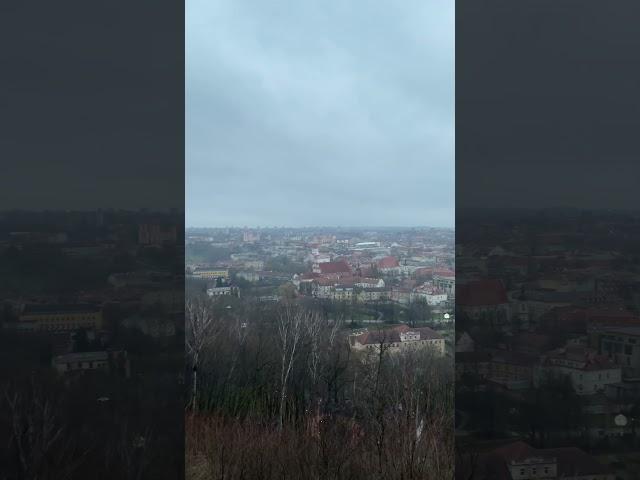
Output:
[
  {"xmin": 457, "ymin": 279, "xmax": 511, "ymax": 329},
  {"xmin": 598, "ymin": 326, "xmax": 640, "ymax": 370},
  {"xmin": 536, "ymin": 345, "xmax": 621, "ymax": 395},
  {"xmin": 349, "ymin": 325, "xmax": 445, "ymax": 356},
  {"xmin": 377, "ymin": 256, "xmax": 401, "ymax": 275},
  {"xmin": 237, "ymin": 271, "xmax": 261, "ymax": 282},
  {"xmin": 489, "ymin": 351, "xmax": 537, "ymax": 390},
  {"xmin": 206, "ymin": 285, "xmax": 240, "ymax": 297},
  {"xmin": 433, "ymin": 270, "xmax": 455, "ymax": 298},
  {"xmin": 391, "ymin": 287, "xmax": 412, "ymax": 305},
  {"xmin": 456, "ymin": 351, "xmax": 491, "ymax": 380},
  {"xmin": 412, "ymin": 283, "xmax": 448, "ymax": 306},
  {"xmin": 191, "ymin": 268, "xmax": 229, "ymax": 280},
  {"xmin": 19, "ymin": 304, "xmax": 103, "ymax": 332},
  {"xmin": 53, "ymin": 350, "xmax": 130, "ymax": 378},
  {"xmin": 459, "ymin": 440, "xmax": 613, "ymax": 480}
]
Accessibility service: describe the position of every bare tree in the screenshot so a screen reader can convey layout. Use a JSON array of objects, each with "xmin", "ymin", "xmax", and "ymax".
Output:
[
  {"xmin": 4, "ymin": 382, "xmax": 86, "ymax": 480},
  {"xmin": 225, "ymin": 314, "xmax": 250, "ymax": 385},
  {"xmin": 105, "ymin": 420, "xmax": 153, "ymax": 480},
  {"xmin": 305, "ymin": 310, "xmax": 323, "ymax": 390},
  {"xmin": 186, "ymin": 294, "xmax": 221, "ymax": 410},
  {"xmin": 276, "ymin": 302, "xmax": 308, "ymax": 430}
]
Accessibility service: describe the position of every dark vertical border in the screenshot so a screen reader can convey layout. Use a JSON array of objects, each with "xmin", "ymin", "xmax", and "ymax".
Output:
[
  {"xmin": 457, "ymin": 1, "xmax": 640, "ymax": 478},
  {"xmin": 0, "ymin": 1, "xmax": 184, "ymax": 478}
]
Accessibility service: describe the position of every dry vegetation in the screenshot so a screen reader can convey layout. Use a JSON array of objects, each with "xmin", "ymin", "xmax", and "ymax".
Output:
[{"xmin": 185, "ymin": 293, "xmax": 453, "ymax": 480}]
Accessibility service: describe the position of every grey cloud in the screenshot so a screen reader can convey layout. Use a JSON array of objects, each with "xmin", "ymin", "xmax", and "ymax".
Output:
[{"xmin": 187, "ymin": 0, "xmax": 453, "ymax": 227}]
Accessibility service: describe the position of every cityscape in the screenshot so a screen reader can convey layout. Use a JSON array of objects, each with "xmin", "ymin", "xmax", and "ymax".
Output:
[
  {"xmin": 456, "ymin": 209, "xmax": 640, "ymax": 480},
  {"xmin": 0, "ymin": 209, "xmax": 184, "ymax": 479},
  {"xmin": 3, "ymin": 0, "xmax": 637, "ymax": 478},
  {"xmin": 185, "ymin": 226, "xmax": 455, "ymax": 478}
]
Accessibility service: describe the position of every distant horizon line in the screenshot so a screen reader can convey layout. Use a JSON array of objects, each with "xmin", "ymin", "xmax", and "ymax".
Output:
[{"xmin": 186, "ymin": 225, "xmax": 454, "ymax": 230}]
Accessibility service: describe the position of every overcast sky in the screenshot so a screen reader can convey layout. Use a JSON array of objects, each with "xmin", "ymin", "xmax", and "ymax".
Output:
[{"xmin": 186, "ymin": 0, "xmax": 453, "ymax": 228}]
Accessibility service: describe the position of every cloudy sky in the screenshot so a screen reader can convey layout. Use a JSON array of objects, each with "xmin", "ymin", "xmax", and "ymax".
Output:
[{"xmin": 187, "ymin": 0, "xmax": 453, "ymax": 228}]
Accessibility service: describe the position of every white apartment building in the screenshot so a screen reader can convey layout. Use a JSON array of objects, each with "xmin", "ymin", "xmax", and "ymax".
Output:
[{"xmin": 536, "ymin": 346, "xmax": 621, "ymax": 395}]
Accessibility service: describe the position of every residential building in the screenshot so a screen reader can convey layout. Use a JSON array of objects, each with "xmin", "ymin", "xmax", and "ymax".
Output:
[
  {"xmin": 138, "ymin": 223, "xmax": 177, "ymax": 246},
  {"xmin": 536, "ymin": 345, "xmax": 621, "ymax": 395},
  {"xmin": 378, "ymin": 256, "xmax": 401, "ymax": 274},
  {"xmin": 433, "ymin": 270, "xmax": 455, "ymax": 298},
  {"xmin": 207, "ymin": 285, "xmax": 240, "ymax": 297},
  {"xmin": 349, "ymin": 325, "xmax": 445, "ymax": 356},
  {"xmin": 456, "ymin": 351, "xmax": 491, "ymax": 380},
  {"xmin": 457, "ymin": 279, "xmax": 511, "ymax": 329},
  {"xmin": 313, "ymin": 260, "xmax": 352, "ymax": 277},
  {"xmin": 458, "ymin": 440, "xmax": 613, "ymax": 480},
  {"xmin": 598, "ymin": 326, "xmax": 640, "ymax": 370},
  {"xmin": 19, "ymin": 304, "xmax": 103, "ymax": 332},
  {"xmin": 490, "ymin": 351, "xmax": 537, "ymax": 390},
  {"xmin": 191, "ymin": 268, "xmax": 229, "ymax": 280},
  {"xmin": 53, "ymin": 350, "xmax": 130, "ymax": 378}
]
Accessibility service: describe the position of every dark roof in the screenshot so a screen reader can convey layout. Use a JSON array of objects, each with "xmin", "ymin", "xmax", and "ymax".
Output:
[
  {"xmin": 22, "ymin": 304, "xmax": 101, "ymax": 315},
  {"xmin": 460, "ymin": 440, "xmax": 612, "ymax": 480},
  {"xmin": 512, "ymin": 332, "xmax": 552, "ymax": 352},
  {"xmin": 490, "ymin": 351, "xmax": 538, "ymax": 367},
  {"xmin": 457, "ymin": 279, "xmax": 508, "ymax": 306},
  {"xmin": 552, "ymin": 447, "xmax": 611, "ymax": 476},
  {"xmin": 543, "ymin": 346, "xmax": 617, "ymax": 371},
  {"xmin": 456, "ymin": 351, "xmax": 491, "ymax": 363}
]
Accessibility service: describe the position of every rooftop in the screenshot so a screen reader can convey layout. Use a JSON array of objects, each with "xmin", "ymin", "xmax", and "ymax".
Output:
[{"xmin": 22, "ymin": 304, "xmax": 101, "ymax": 315}]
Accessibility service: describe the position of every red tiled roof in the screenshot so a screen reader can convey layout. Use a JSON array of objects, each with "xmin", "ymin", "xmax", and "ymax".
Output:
[
  {"xmin": 318, "ymin": 261, "xmax": 352, "ymax": 274},
  {"xmin": 414, "ymin": 267, "xmax": 433, "ymax": 276},
  {"xmin": 377, "ymin": 256, "xmax": 399, "ymax": 269},
  {"xmin": 433, "ymin": 268, "xmax": 455, "ymax": 277},
  {"xmin": 460, "ymin": 441, "xmax": 612, "ymax": 480},
  {"xmin": 544, "ymin": 346, "xmax": 617, "ymax": 371},
  {"xmin": 541, "ymin": 306, "xmax": 640, "ymax": 334},
  {"xmin": 316, "ymin": 277, "xmax": 338, "ymax": 286},
  {"xmin": 299, "ymin": 272, "xmax": 320, "ymax": 280},
  {"xmin": 588, "ymin": 309, "xmax": 640, "ymax": 328},
  {"xmin": 457, "ymin": 279, "xmax": 508, "ymax": 306},
  {"xmin": 492, "ymin": 441, "xmax": 536, "ymax": 462}
]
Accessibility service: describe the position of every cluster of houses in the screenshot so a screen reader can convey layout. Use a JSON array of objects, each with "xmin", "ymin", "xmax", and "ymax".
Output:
[
  {"xmin": 293, "ymin": 257, "xmax": 454, "ymax": 308},
  {"xmin": 456, "ymin": 237, "xmax": 640, "ymax": 445},
  {"xmin": 186, "ymin": 228, "xmax": 455, "ymax": 313}
]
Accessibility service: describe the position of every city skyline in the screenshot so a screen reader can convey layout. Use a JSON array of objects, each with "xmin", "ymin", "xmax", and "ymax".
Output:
[{"xmin": 187, "ymin": 0, "xmax": 454, "ymax": 228}]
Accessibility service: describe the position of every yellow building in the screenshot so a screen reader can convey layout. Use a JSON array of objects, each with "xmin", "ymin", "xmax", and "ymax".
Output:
[
  {"xmin": 191, "ymin": 268, "xmax": 229, "ymax": 280},
  {"xmin": 19, "ymin": 304, "xmax": 103, "ymax": 332}
]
